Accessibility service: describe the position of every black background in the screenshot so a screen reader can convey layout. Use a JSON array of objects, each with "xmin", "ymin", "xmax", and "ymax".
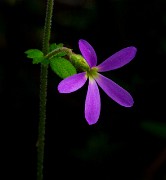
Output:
[{"xmin": 0, "ymin": 0, "xmax": 166, "ymax": 179}]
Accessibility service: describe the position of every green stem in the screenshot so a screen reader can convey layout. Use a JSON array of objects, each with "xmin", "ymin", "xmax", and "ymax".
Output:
[
  {"xmin": 45, "ymin": 47, "xmax": 73, "ymax": 59},
  {"xmin": 37, "ymin": 1, "xmax": 54, "ymax": 180}
]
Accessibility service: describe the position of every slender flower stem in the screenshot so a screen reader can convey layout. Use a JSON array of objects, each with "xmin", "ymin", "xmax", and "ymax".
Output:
[
  {"xmin": 45, "ymin": 47, "xmax": 73, "ymax": 59},
  {"xmin": 37, "ymin": 0, "xmax": 54, "ymax": 180}
]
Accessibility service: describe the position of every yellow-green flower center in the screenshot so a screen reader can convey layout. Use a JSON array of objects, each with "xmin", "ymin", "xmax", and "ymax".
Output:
[{"xmin": 86, "ymin": 67, "xmax": 99, "ymax": 80}]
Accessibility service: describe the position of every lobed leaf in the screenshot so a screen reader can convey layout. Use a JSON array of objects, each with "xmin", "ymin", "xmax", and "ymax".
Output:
[{"xmin": 25, "ymin": 49, "xmax": 43, "ymax": 59}]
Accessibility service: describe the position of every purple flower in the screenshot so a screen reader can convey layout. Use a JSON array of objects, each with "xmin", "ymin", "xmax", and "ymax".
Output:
[{"xmin": 58, "ymin": 39, "xmax": 137, "ymax": 125}]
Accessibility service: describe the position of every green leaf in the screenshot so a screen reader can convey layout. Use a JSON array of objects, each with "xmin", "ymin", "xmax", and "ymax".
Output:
[
  {"xmin": 24, "ymin": 49, "xmax": 48, "ymax": 64},
  {"xmin": 49, "ymin": 43, "xmax": 64, "ymax": 52},
  {"xmin": 48, "ymin": 43, "xmax": 67, "ymax": 58},
  {"xmin": 25, "ymin": 49, "xmax": 43, "ymax": 59},
  {"xmin": 141, "ymin": 121, "xmax": 166, "ymax": 139},
  {"xmin": 32, "ymin": 57, "xmax": 45, "ymax": 64},
  {"xmin": 50, "ymin": 57, "xmax": 76, "ymax": 79}
]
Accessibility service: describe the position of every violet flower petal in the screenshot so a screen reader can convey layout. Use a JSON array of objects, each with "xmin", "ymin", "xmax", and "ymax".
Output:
[
  {"xmin": 85, "ymin": 79, "xmax": 101, "ymax": 125},
  {"xmin": 79, "ymin": 39, "xmax": 97, "ymax": 68},
  {"xmin": 97, "ymin": 47, "xmax": 137, "ymax": 72},
  {"xmin": 95, "ymin": 73, "xmax": 134, "ymax": 107},
  {"xmin": 58, "ymin": 72, "xmax": 87, "ymax": 93}
]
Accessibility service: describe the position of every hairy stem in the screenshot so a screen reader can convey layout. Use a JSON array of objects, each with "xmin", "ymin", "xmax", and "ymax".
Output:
[{"xmin": 37, "ymin": 0, "xmax": 54, "ymax": 180}]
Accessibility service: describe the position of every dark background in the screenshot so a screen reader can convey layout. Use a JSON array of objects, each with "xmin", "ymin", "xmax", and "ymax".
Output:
[{"xmin": 0, "ymin": 0, "xmax": 166, "ymax": 179}]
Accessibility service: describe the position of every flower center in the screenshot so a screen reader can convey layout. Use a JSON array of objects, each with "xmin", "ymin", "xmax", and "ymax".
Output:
[{"xmin": 86, "ymin": 67, "xmax": 99, "ymax": 80}]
